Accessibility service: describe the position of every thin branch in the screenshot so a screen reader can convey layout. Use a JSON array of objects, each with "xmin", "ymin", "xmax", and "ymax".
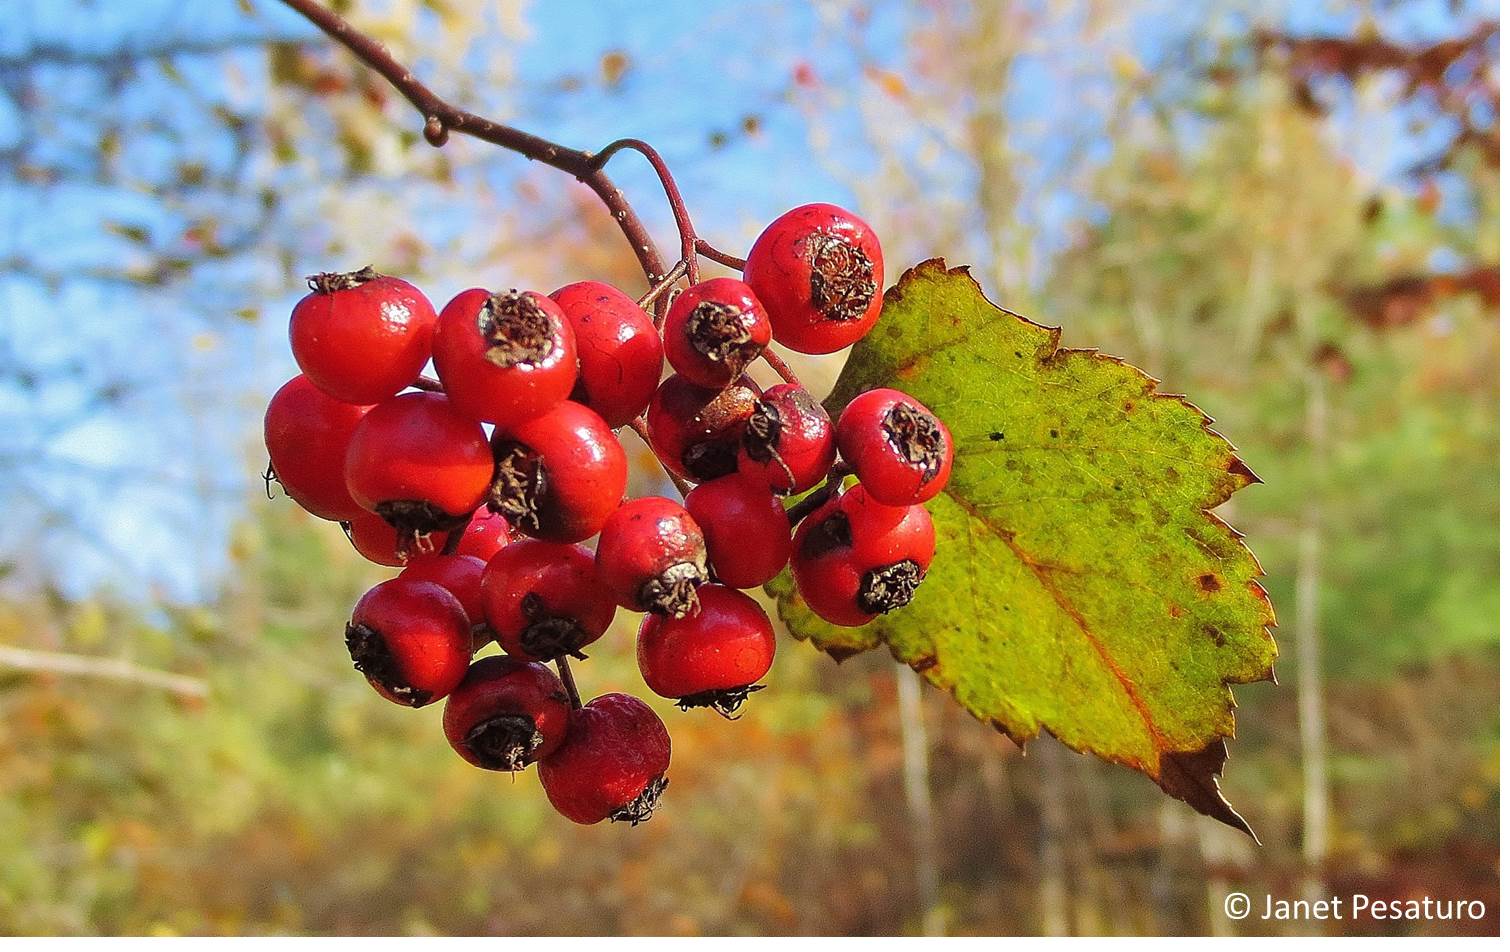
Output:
[
  {"xmin": 278, "ymin": 0, "xmax": 669, "ymax": 287},
  {"xmin": 695, "ymin": 239, "xmax": 747, "ymax": 271},
  {"xmin": 761, "ymin": 348, "xmax": 801, "ymax": 385},
  {"xmin": 627, "ymin": 417, "xmax": 693, "ymax": 497},
  {"xmin": 0, "ymin": 645, "xmax": 208, "ymax": 699},
  {"xmin": 593, "ymin": 138, "xmax": 700, "ymax": 283}
]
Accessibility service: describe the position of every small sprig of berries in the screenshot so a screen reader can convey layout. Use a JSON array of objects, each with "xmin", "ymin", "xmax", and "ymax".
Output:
[{"xmin": 263, "ymin": 204, "xmax": 954, "ymax": 826}]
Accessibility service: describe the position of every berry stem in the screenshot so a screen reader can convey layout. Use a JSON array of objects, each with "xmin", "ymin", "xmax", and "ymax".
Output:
[
  {"xmin": 591, "ymin": 138, "xmax": 700, "ymax": 284},
  {"xmin": 410, "ymin": 374, "xmax": 444, "ymax": 393},
  {"xmin": 636, "ymin": 258, "xmax": 689, "ymax": 314},
  {"xmin": 627, "ymin": 416, "xmax": 694, "ymax": 497},
  {"xmin": 279, "ymin": 0, "xmax": 669, "ymax": 290},
  {"xmin": 554, "ymin": 655, "xmax": 582, "ymax": 710},
  {"xmin": 784, "ymin": 465, "xmax": 849, "ymax": 527},
  {"xmin": 694, "ymin": 239, "xmax": 746, "ymax": 271},
  {"xmin": 760, "ymin": 349, "xmax": 801, "ymax": 386}
]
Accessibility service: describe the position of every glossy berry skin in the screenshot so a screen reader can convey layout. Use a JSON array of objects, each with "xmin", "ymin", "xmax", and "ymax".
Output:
[
  {"xmin": 264, "ymin": 374, "xmax": 371, "ymax": 521},
  {"xmin": 481, "ymin": 540, "xmax": 617, "ymax": 660},
  {"xmin": 344, "ymin": 510, "xmax": 409, "ymax": 566},
  {"xmin": 400, "ymin": 554, "xmax": 487, "ymax": 626},
  {"xmin": 836, "ymin": 388, "xmax": 953, "ymax": 506},
  {"xmin": 344, "ymin": 392, "xmax": 495, "ymax": 535},
  {"xmin": 744, "ymin": 203, "xmax": 884, "ymax": 354},
  {"xmin": 791, "ymin": 484, "xmax": 935, "ymax": 627},
  {"xmin": 550, "ymin": 281, "xmax": 663, "ymax": 428},
  {"xmin": 637, "ymin": 585, "xmax": 776, "ymax": 712},
  {"xmin": 452, "ymin": 508, "xmax": 515, "ymax": 562},
  {"xmin": 345, "ymin": 577, "xmax": 472, "ymax": 707},
  {"xmin": 442, "ymin": 656, "xmax": 571, "ymax": 771},
  {"xmin": 645, "ymin": 373, "xmax": 760, "ymax": 482},
  {"xmin": 489, "ymin": 401, "xmax": 627, "ymax": 543},
  {"xmin": 433, "ymin": 288, "xmax": 577, "ymax": 428},
  {"xmin": 290, "ymin": 268, "xmax": 436, "ymax": 404},
  {"xmin": 538, "ymin": 693, "xmax": 671, "ymax": 825},
  {"xmin": 684, "ymin": 476, "xmax": 792, "ymax": 588},
  {"xmin": 738, "ymin": 383, "xmax": 836, "ymax": 495},
  {"xmin": 595, "ymin": 497, "xmax": 709, "ymax": 617},
  {"xmin": 663, "ymin": 277, "xmax": 771, "ymax": 389}
]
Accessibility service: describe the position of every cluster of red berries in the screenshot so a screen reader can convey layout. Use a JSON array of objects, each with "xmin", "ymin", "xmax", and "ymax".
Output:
[{"xmin": 263, "ymin": 203, "xmax": 953, "ymax": 825}]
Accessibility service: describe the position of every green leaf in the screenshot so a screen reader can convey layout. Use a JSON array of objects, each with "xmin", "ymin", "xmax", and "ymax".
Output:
[{"xmin": 770, "ymin": 260, "xmax": 1277, "ymax": 838}]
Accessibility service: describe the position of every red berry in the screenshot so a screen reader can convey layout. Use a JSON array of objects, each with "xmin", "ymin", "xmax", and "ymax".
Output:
[
  {"xmin": 645, "ymin": 373, "xmax": 759, "ymax": 482},
  {"xmin": 836, "ymin": 388, "xmax": 953, "ymax": 505},
  {"xmin": 489, "ymin": 401, "xmax": 627, "ymax": 543},
  {"xmin": 344, "ymin": 391, "xmax": 495, "ymax": 537},
  {"xmin": 684, "ymin": 476, "xmax": 792, "ymax": 588},
  {"xmin": 744, "ymin": 203, "xmax": 884, "ymax": 354},
  {"xmin": 595, "ymin": 497, "xmax": 709, "ymax": 617},
  {"xmin": 433, "ymin": 288, "xmax": 577, "ymax": 427},
  {"xmin": 481, "ymin": 540, "xmax": 617, "ymax": 660},
  {"xmin": 289, "ymin": 267, "xmax": 436, "ymax": 404},
  {"xmin": 662, "ymin": 277, "xmax": 771, "ymax": 389},
  {"xmin": 791, "ymin": 484, "xmax": 935, "ymax": 627},
  {"xmin": 738, "ymin": 383, "xmax": 836, "ymax": 495},
  {"xmin": 452, "ymin": 508, "xmax": 515, "ymax": 561},
  {"xmin": 442, "ymin": 656, "xmax": 572, "ymax": 771},
  {"xmin": 346, "ymin": 577, "xmax": 472, "ymax": 706},
  {"xmin": 400, "ymin": 554, "xmax": 487, "ymax": 626},
  {"xmin": 550, "ymin": 280, "xmax": 663, "ymax": 427},
  {"xmin": 344, "ymin": 511, "xmax": 407, "ymax": 566},
  {"xmin": 637, "ymin": 584, "xmax": 776, "ymax": 717},
  {"xmin": 538, "ymin": 693, "xmax": 671, "ymax": 825},
  {"xmin": 264, "ymin": 374, "xmax": 371, "ymax": 521}
]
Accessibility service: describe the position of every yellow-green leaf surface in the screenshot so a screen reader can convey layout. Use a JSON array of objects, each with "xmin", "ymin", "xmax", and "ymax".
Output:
[{"xmin": 770, "ymin": 260, "xmax": 1277, "ymax": 837}]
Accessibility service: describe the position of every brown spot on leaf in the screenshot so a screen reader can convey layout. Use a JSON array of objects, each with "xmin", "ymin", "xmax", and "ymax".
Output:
[
  {"xmin": 908, "ymin": 654, "xmax": 939, "ymax": 673},
  {"xmin": 1169, "ymin": 604, "xmax": 1185, "ymax": 618},
  {"xmin": 1196, "ymin": 573, "xmax": 1223, "ymax": 593},
  {"xmin": 1202, "ymin": 623, "xmax": 1226, "ymax": 647}
]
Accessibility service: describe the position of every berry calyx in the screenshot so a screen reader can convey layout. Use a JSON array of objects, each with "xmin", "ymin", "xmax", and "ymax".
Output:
[
  {"xmin": 595, "ymin": 497, "xmax": 709, "ymax": 617},
  {"xmin": 433, "ymin": 288, "xmax": 577, "ymax": 427},
  {"xmin": 637, "ymin": 584, "xmax": 776, "ymax": 718},
  {"xmin": 290, "ymin": 267, "xmax": 437, "ymax": 404},
  {"xmin": 442, "ymin": 655, "xmax": 572, "ymax": 771},
  {"xmin": 344, "ymin": 391, "xmax": 495, "ymax": 537},
  {"xmin": 400, "ymin": 554, "xmax": 488, "ymax": 626},
  {"xmin": 836, "ymin": 388, "xmax": 953, "ymax": 506},
  {"xmin": 744, "ymin": 203, "xmax": 884, "ymax": 354},
  {"xmin": 345, "ymin": 577, "xmax": 472, "ymax": 707},
  {"xmin": 488, "ymin": 401, "xmax": 628, "ymax": 543},
  {"xmin": 738, "ymin": 383, "xmax": 836, "ymax": 495},
  {"xmin": 264, "ymin": 374, "xmax": 371, "ymax": 521},
  {"xmin": 538, "ymin": 693, "xmax": 671, "ymax": 825},
  {"xmin": 791, "ymin": 484, "xmax": 935, "ymax": 627},
  {"xmin": 645, "ymin": 373, "xmax": 760, "ymax": 482},
  {"xmin": 550, "ymin": 280, "xmax": 663, "ymax": 428},
  {"xmin": 684, "ymin": 475, "xmax": 792, "ymax": 589},
  {"xmin": 481, "ymin": 540, "xmax": 617, "ymax": 660},
  {"xmin": 663, "ymin": 277, "xmax": 771, "ymax": 389}
]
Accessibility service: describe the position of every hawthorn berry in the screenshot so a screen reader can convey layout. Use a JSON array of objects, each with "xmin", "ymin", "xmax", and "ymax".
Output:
[
  {"xmin": 343, "ymin": 510, "xmax": 410, "ymax": 567},
  {"xmin": 290, "ymin": 267, "xmax": 437, "ymax": 404},
  {"xmin": 433, "ymin": 288, "xmax": 578, "ymax": 428},
  {"xmin": 663, "ymin": 277, "xmax": 771, "ymax": 389},
  {"xmin": 264, "ymin": 374, "xmax": 371, "ymax": 521},
  {"xmin": 488, "ymin": 401, "xmax": 627, "ymax": 543},
  {"xmin": 481, "ymin": 540, "xmax": 617, "ymax": 660},
  {"xmin": 595, "ymin": 496, "xmax": 709, "ymax": 617},
  {"xmin": 744, "ymin": 203, "xmax": 884, "ymax": 354},
  {"xmin": 345, "ymin": 577, "xmax": 472, "ymax": 707},
  {"xmin": 442, "ymin": 655, "xmax": 572, "ymax": 771},
  {"xmin": 684, "ymin": 475, "xmax": 792, "ymax": 589},
  {"xmin": 791, "ymin": 484, "xmax": 935, "ymax": 627},
  {"xmin": 400, "ymin": 554, "xmax": 488, "ymax": 626},
  {"xmin": 738, "ymin": 383, "xmax": 836, "ymax": 495},
  {"xmin": 344, "ymin": 391, "xmax": 495, "ymax": 537},
  {"xmin": 538, "ymin": 692, "xmax": 671, "ymax": 825},
  {"xmin": 550, "ymin": 280, "xmax": 663, "ymax": 428},
  {"xmin": 836, "ymin": 388, "xmax": 953, "ymax": 506},
  {"xmin": 452, "ymin": 508, "xmax": 515, "ymax": 562},
  {"xmin": 645, "ymin": 373, "xmax": 760, "ymax": 482},
  {"xmin": 637, "ymin": 584, "xmax": 776, "ymax": 717}
]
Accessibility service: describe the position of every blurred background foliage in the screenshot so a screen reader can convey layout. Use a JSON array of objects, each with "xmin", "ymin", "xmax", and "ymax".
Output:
[{"xmin": 0, "ymin": 0, "xmax": 1497, "ymax": 936}]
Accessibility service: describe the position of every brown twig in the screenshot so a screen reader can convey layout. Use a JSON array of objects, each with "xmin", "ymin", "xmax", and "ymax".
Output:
[
  {"xmin": 785, "ymin": 466, "xmax": 850, "ymax": 527},
  {"xmin": 555, "ymin": 655, "xmax": 582, "ymax": 709},
  {"xmin": 695, "ymin": 238, "xmax": 746, "ymax": 271},
  {"xmin": 760, "ymin": 349, "xmax": 801, "ymax": 385},
  {"xmin": 627, "ymin": 416, "xmax": 694, "ymax": 497}
]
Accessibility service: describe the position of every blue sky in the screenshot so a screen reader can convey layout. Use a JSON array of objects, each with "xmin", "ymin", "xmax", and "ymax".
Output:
[{"xmin": 0, "ymin": 0, "xmax": 1493, "ymax": 602}]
